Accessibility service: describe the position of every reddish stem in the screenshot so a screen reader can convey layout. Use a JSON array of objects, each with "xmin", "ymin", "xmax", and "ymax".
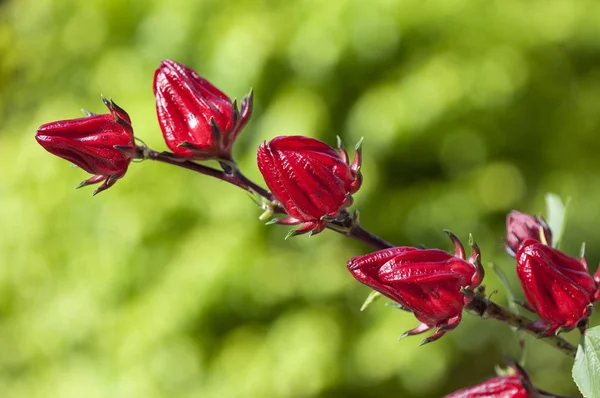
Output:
[
  {"xmin": 144, "ymin": 147, "xmax": 392, "ymax": 250},
  {"xmin": 465, "ymin": 289, "xmax": 576, "ymax": 358}
]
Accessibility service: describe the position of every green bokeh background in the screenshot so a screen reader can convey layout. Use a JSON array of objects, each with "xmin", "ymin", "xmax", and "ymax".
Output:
[{"xmin": 1, "ymin": 0, "xmax": 599, "ymax": 396}]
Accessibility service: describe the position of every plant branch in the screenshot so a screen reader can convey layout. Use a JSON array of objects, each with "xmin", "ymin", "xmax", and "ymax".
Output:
[
  {"xmin": 144, "ymin": 148, "xmax": 274, "ymax": 199},
  {"xmin": 142, "ymin": 147, "xmax": 393, "ymax": 249},
  {"xmin": 141, "ymin": 145, "xmax": 577, "ymax": 358},
  {"xmin": 329, "ymin": 209, "xmax": 394, "ymax": 250},
  {"xmin": 465, "ymin": 288, "xmax": 577, "ymax": 358},
  {"xmin": 536, "ymin": 388, "xmax": 580, "ymax": 398}
]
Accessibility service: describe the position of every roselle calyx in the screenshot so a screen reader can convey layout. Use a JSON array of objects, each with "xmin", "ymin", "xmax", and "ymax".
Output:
[
  {"xmin": 35, "ymin": 97, "xmax": 136, "ymax": 195},
  {"xmin": 444, "ymin": 362, "xmax": 536, "ymax": 398},
  {"xmin": 347, "ymin": 232, "xmax": 484, "ymax": 344},
  {"xmin": 516, "ymin": 239, "xmax": 600, "ymax": 334},
  {"xmin": 505, "ymin": 210, "xmax": 552, "ymax": 257},
  {"xmin": 153, "ymin": 59, "xmax": 253, "ymax": 161},
  {"xmin": 257, "ymin": 135, "xmax": 362, "ymax": 236}
]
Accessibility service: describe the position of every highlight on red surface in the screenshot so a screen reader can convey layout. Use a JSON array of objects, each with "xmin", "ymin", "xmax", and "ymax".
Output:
[
  {"xmin": 516, "ymin": 239, "xmax": 599, "ymax": 334},
  {"xmin": 35, "ymin": 97, "xmax": 136, "ymax": 195},
  {"xmin": 347, "ymin": 232, "xmax": 484, "ymax": 344},
  {"xmin": 257, "ymin": 135, "xmax": 362, "ymax": 236},
  {"xmin": 154, "ymin": 59, "xmax": 253, "ymax": 161}
]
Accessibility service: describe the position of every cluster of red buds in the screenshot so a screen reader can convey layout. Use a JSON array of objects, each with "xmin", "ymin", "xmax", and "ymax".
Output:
[
  {"xmin": 508, "ymin": 211, "xmax": 600, "ymax": 334},
  {"xmin": 36, "ymin": 59, "xmax": 597, "ymax": 397}
]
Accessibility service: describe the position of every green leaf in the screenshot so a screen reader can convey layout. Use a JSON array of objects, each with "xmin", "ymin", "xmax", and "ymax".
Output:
[
  {"xmin": 489, "ymin": 262, "xmax": 527, "ymax": 363},
  {"xmin": 360, "ymin": 290, "xmax": 382, "ymax": 311},
  {"xmin": 489, "ymin": 262, "xmax": 518, "ymax": 314},
  {"xmin": 545, "ymin": 193, "xmax": 570, "ymax": 249},
  {"xmin": 572, "ymin": 326, "xmax": 600, "ymax": 398}
]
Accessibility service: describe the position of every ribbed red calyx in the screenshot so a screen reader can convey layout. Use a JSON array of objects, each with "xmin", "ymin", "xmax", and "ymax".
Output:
[
  {"xmin": 516, "ymin": 239, "xmax": 599, "ymax": 334},
  {"xmin": 35, "ymin": 97, "xmax": 135, "ymax": 195},
  {"xmin": 347, "ymin": 232, "xmax": 484, "ymax": 344},
  {"xmin": 153, "ymin": 59, "xmax": 253, "ymax": 161},
  {"xmin": 444, "ymin": 375, "xmax": 531, "ymax": 398},
  {"xmin": 257, "ymin": 135, "xmax": 362, "ymax": 236},
  {"xmin": 444, "ymin": 361, "xmax": 536, "ymax": 397}
]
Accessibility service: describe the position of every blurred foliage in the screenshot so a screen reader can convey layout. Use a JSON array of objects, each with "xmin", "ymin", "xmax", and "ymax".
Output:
[{"xmin": 1, "ymin": 0, "xmax": 599, "ymax": 396}]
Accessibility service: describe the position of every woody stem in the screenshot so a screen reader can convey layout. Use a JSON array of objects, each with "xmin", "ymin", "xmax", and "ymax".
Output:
[
  {"xmin": 142, "ymin": 147, "xmax": 393, "ymax": 249},
  {"xmin": 144, "ymin": 149, "xmax": 221, "ymax": 177},
  {"xmin": 536, "ymin": 389, "xmax": 579, "ymax": 398},
  {"xmin": 347, "ymin": 224, "xmax": 395, "ymax": 250},
  {"xmin": 330, "ymin": 210, "xmax": 395, "ymax": 250},
  {"xmin": 143, "ymin": 148, "xmax": 276, "ymax": 200},
  {"xmin": 465, "ymin": 289, "xmax": 577, "ymax": 358}
]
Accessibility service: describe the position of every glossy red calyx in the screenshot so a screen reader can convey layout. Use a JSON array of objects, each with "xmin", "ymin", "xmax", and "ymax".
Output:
[
  {"xmin": 35, "ymin": 97, "xmax": 135, "ymax": 195},
  {"xmin": 444, "ymin": 375, "xmax": 530, "ymax": 398},
  {"xmin": 516, "ymin": 239, "xmax": 599, "ymax": 334},
  {"xmin": 444, "ymin": 362, "xmax": 535, "ymax": 398},
  {"xmin": 153, "ymin": 59, "xmax": 253, "ymax": 161},
  {"xmin": 347, "ymin": 232, "xmax": 484, "ymax": 344},
  {"xmin": 257, "ymin": 135, "xmax": 362, "ymax": 236}
]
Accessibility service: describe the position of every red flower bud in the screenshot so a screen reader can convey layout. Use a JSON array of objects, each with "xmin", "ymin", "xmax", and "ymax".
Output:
[
  {"xmin": 445, "ymin": 362, "xmax": 537, "ymax": 398},
  {"xmin": 516, "ymin": 239, "xmax": 599, "ymax": 334},
  {"xmin": 35, "ymin": 97, "xmax": 135, "ymax": 195},
  {"xmin": 505, "ymin": 210, "xmax": 552, "ymax": 257},
  {"xmin": 257, "ymin": 135, "xmax": 362, "ymax": 236},
  {"xmin": 444, "ymin": 361, "xmax": 539, "ymax": 398},
  {"xmin": 444, "ymin": 375, "xmax": 530, "ymax": 398},
  {"xmin": 153, "ymin": 59, "xmax": 253, "ymax": 161},
  {"xmin": 347, "ymin": 232, "xmax": 484, "ymax": 344}
]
